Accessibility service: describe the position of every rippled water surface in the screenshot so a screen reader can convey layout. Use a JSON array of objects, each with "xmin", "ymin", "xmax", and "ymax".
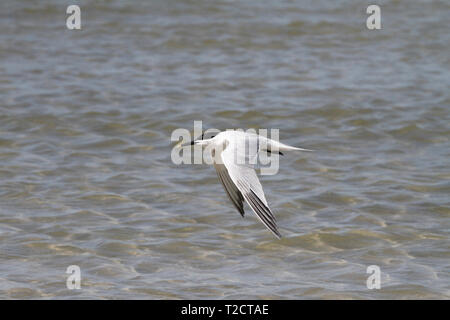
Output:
[{"xmin": 0, "ymin": 0, "xmax": 449, "ymax": 299}]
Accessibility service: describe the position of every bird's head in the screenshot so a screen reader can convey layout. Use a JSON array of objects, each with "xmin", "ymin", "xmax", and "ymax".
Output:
[{"xmin": 180, "ymin": 130, "xmax": 219, "ymax": 147}]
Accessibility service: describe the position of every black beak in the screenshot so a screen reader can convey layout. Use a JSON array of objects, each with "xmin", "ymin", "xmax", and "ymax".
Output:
[{"xmin": 180, "ymin": 140, "xmax": 195, "ymax": 147}]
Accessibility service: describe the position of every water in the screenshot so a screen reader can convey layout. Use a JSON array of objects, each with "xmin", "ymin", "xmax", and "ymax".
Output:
[{"xmin": 0, "ymin": 0, "xmax": 449, "ymax": 299}]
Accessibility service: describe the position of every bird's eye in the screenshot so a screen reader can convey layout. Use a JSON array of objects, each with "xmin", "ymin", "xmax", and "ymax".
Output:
[{"xmin": 211, "ymin": 135, "xmax": 216, "ymax": 138}]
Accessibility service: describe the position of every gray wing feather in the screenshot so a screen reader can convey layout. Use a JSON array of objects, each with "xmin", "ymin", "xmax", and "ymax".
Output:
[{"xmin": 214, "ymin": 163, "xmax": 245, "ymax": 217}]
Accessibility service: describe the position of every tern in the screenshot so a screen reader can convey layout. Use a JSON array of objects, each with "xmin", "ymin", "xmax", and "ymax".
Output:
[{"xmin": 182, "ymin": 130, "xmax": 312, "ymax": 238}]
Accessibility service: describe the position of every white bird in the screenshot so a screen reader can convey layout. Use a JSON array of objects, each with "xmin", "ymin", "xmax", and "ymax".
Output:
[{"xmin": 183, "ymin": 130, "xmax": 312, "ymax": 238}]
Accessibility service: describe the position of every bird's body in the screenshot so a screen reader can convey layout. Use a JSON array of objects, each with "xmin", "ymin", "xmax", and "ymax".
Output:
[{"xmin": 188, "ymin": 130, "xmax": 311, "ymax": 238}]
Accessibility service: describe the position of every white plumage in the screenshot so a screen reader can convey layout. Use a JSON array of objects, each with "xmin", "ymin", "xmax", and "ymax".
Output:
[{"xmin": 188, "ymin": 130, "xmax": 312, "ymax": 238}]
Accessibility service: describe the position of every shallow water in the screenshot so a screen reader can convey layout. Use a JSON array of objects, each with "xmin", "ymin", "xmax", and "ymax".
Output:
[{"xmin": 0, "ymin": 0, "xmax": 449, "ymax": 299}]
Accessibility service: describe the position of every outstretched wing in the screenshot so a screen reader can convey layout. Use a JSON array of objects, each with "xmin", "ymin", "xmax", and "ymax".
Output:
[{"xmin": 219, "ymin": 139, "xmax": 281, "ymax": 238}]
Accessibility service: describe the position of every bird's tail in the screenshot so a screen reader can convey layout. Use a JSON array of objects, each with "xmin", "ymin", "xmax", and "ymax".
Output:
[
  {"xmin": 281, "ymin": 145, "xmax": 314, "ymax": 152},
  {"xmin": 277, "ymin": 142, "xmax": 314, "ymax": 152}
]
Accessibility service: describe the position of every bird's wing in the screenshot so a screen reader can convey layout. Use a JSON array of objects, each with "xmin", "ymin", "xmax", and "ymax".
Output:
[
  {"xmin": 213, "ymin": 162, "xmax": 245, "ymax": 217},
  {"xmin": 220, "ymin": 140, "xmax": 281, "ymax": 238}
]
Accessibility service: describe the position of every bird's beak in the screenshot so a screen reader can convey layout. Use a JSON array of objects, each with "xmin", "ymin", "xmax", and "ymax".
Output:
[{"xmin": 180, "ymin": 140, "xmax": 195, "ymax": 147}]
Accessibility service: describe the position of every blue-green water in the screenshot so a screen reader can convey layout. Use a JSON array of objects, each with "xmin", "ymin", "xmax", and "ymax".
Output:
[{"xmin": 0, "ymin": 0, "xmax": 449, "ymax": 299}]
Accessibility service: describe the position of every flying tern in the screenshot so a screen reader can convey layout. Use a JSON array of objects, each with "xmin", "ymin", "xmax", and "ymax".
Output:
[{"xmin": 182, "ymin": 130, "xmax": 312, "ymax": 238}]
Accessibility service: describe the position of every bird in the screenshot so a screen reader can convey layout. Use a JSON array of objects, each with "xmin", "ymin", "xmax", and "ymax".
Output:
[{"xmin": 181, "ymin": 130, "xmax": 312, "ymax": 238}]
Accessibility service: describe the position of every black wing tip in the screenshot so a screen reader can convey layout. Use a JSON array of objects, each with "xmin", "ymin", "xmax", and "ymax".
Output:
[
  {"xmin": 268, "ymin": 223, "xmax": 282, "ymax": 239},
  {"xmin": 249, "ymin": 189, "xmax": 276, "ymax": 222},
  {"xmin": 245, "ymin": 190, "xmax": 281, "ymax": 239},
  {"xmin": 267, "ymin": 224, "xmax": 282, "ymax": 239},
  {"xmin": 272, "ymin": 227, "xmax": 282, "ymax": 239}
]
